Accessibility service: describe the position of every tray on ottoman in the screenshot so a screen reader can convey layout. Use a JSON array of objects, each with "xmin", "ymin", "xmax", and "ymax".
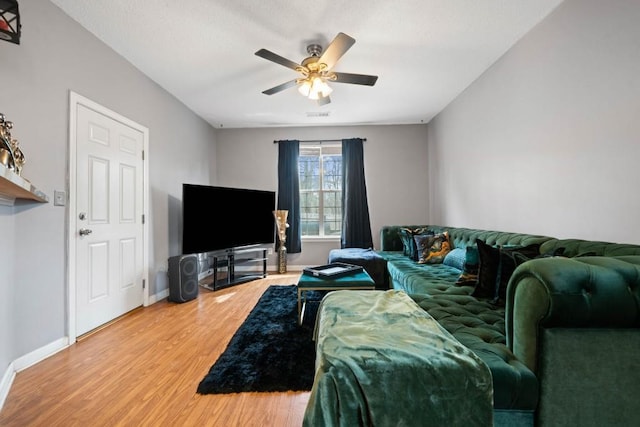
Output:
[{"xmin": 303, "ymin": 262, "xmax": 363, "ymax": 279}]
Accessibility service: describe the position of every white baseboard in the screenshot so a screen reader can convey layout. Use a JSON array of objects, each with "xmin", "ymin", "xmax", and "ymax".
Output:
[
  {"xmin": 149, "ymin": 288, "xmax": 169, "ymax": 305},
  {"xmin": 0, "ymin": 336, "xmax": 69, "ymax": 411},
  {"xmin": 13, "ymin": 337, "xmax": 69, "ymax": 372},
  {"xmin": 0, "ymin": 361, "xmax": 16, "ymax": 412}
]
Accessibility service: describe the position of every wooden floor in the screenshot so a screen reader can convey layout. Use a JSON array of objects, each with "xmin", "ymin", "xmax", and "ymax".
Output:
[{"xmin": 0, "ymin": 273, "xmax": 310, "ymax": 427}]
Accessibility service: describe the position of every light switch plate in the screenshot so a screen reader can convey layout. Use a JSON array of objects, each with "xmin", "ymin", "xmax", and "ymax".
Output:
[{"xmin": 54, "ymin": 190, "xmax": 66, "ymax": 206}]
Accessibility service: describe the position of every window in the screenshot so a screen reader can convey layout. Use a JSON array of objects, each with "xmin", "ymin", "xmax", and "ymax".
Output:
[{"xmin": 298, "ymin": 143, "xmax": 342, "ymax": 237}]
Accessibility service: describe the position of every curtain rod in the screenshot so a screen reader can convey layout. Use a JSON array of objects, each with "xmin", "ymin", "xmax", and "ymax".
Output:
[{"xmin": 273, "ymin": 138, "xmax": 366, "ymax": 144}]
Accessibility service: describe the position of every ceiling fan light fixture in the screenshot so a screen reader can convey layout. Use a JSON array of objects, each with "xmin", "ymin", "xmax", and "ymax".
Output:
[
  {"xmin": 298, "ymin": 80, "xmax": 312, "ymax": 97},
  {"xmin": 300, "ymin": 76, "xmax": 332, "ymax": 101},
  {"xmin": 312, "ymin": 76, "xmax": 332, "ymax": 98}
]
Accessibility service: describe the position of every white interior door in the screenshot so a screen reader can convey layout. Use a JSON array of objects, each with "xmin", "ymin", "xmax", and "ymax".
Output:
[{"xmin": 74, "ymin": 101, "xmax": 145, "ymax": 337}]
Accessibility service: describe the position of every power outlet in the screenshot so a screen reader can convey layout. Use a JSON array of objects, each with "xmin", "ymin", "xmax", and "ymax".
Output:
[{"xmin": 54, "ymin": 190, "xmax": 66, "ymax": 206}]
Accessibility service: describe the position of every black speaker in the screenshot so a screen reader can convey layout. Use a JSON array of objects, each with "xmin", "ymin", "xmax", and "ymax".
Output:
[{"xmin": 168, "ymin": 254, "xmax": 199, "ymax": 303}]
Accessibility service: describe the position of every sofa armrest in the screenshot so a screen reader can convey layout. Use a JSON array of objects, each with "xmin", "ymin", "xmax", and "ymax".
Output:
[{"xmin": 505, "ymin": 255, "xmax": 640, "ymax": 373}]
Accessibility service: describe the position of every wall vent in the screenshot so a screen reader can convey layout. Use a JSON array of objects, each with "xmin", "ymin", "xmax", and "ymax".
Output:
[{"xmin": 306, "ymin": 111, "xmax": 331, "ymax": 118}]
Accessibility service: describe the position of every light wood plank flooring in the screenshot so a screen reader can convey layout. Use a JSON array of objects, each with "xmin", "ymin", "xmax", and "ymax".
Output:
[{"xmin": 0, "ymin": 273, "xmax": 309, "ymax": 427}]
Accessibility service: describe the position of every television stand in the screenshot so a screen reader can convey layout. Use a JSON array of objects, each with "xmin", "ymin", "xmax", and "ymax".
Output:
[{"xmin": 201, "ymin": 246, "xmax": 268, "ymax": 291}]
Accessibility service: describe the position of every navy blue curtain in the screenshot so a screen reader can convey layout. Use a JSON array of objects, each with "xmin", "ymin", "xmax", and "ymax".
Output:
[
  {"xmin": 341, "ymin": 138, "xmax": 373, "ymax": 249},
  {"xmin": 276, "ymin": 140, "xmax": 302, "ymax": 253}
]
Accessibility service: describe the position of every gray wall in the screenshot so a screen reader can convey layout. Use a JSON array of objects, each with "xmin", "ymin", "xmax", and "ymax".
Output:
[
  {"xmin": 427, "ymin": 0, "xmax": 640, "ymax": 244},
  {"xmin": 216, "ymin": 124, "xmax": 429, "ymax": 268},
  {"xmin": 0, "ymin": 0, "xmax": 216, "ymax": 372}
]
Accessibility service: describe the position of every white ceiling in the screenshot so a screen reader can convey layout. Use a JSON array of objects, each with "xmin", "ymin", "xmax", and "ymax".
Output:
[{"xmin": 51, "ymin": 0, "xmax": 564, "ymax": 129}]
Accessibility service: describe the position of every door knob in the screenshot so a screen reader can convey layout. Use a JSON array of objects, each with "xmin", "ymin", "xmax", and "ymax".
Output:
[{"xmin": 79, "ymin": 228, "xmax": 93, "ymax": 236}]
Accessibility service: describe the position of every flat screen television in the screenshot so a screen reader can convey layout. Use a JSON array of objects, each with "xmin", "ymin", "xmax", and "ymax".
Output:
[{"xmin": 182, "ymin": 184, "xmax": 276, "ymax": 255}]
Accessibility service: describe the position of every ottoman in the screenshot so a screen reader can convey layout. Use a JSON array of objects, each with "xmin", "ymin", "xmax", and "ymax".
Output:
[
  {"xmin": 328, "ymin": 248, "xmax": 388, "ymax": 289},
  {"xmin": 304, "ymin": 290, "xmax": 494, "ymax": 426},
  {"xmin": 297, "ymin": 269, "xmax": 375, "ymax": 325}
]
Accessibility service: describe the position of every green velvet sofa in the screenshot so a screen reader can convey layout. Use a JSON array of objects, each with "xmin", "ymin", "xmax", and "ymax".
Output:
[{"xmin": 377, "ymin": 225, "xmax": 640, "ymax": 427}]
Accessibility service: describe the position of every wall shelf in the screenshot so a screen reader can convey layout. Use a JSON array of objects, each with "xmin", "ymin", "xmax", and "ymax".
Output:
[{"xmin": 0, "ymin": 163, "xmax": 48, "ymax": 206}]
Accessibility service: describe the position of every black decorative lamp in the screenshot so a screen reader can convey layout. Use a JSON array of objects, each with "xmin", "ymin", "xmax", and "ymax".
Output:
[{"xmin": 0, "ymin": 0, "xmax": 20, "ymax": 45}]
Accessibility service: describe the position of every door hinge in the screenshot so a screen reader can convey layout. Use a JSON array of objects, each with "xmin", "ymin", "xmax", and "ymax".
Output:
[
  {"xmin": 142, "ymin": 279, "xmax": 146, "ymax": 289},
  {"xmin": 142, "ymin": 214, "xmax": 145, "ymax": 224},
  {"xmin": 142, "ymin": 150, "xmax": 145, "ymax": 160}
]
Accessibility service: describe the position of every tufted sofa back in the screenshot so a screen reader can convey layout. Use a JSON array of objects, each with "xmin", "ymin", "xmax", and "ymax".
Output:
[
  {"xmin": 540, "ymin": 239, "xmax": 640, "ymax": 257},
  {"xmin": 379, "ymin": 225, "xmax": 554, "ymax": 252}
]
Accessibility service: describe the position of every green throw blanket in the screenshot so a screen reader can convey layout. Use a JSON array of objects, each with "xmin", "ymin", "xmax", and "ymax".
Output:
[{"xmin": 303, "ymin": 290, "xmax": 493, "ymax": 427}]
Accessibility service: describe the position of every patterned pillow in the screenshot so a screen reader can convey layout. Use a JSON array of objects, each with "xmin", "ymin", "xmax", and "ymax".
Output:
[
  {"xmin": 413, "ymin": 234, "xmax": 432, "ymax": 262},
  {"xmin": 416, "ymin": 231, "xmax": 451, "ymax": 264},
  {"xmin": 455, "ymin": 245, "xmax": 480, "ymax": 286},
  {"xmin": 399, "ymin": 227, "xmax": 431, "ymax": 261}
]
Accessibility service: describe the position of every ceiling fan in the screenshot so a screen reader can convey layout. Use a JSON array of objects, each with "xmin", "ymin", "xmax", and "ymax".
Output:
[{"xmin": 255, "ymin": 32, "xmax": 378, "ymax": 106}]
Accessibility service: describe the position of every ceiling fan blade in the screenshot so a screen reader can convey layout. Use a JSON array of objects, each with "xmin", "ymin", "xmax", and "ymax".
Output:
[
  {"xmin": 319, "ymin": 32, "xmax": 355, "ymax": 70},
  {"xmin": 262, "ymin": 80, "xmax": 298, "ymax": 95},
  {"xmin": 332, "ymin": 72, "xmax": 378, "ymax": 86},
  {"xmin": 317, "ymin": 94, "xmax": 331, "ymax": 106},
  {"xmin": 255, "ymin": 49, "xmax": 301, "ymax": 71}
]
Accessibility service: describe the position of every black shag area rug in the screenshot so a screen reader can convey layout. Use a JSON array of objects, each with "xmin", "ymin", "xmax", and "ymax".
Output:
[{"xmin": 197, "ymin": 284, "xmax": 326, "ymax": 394}]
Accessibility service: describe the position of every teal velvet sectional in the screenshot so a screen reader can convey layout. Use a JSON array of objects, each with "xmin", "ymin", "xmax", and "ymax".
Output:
[{"xmin": 377, "ymin": 225, "xmax": 640, "ymax": 427}]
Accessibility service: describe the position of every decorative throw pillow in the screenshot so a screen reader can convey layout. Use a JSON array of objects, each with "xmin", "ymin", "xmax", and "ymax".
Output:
[
  {"xmin": 493, "ymin": 243, "xmax": 541, "ymax": 305},
  {"xmin": 455, "ymin": 245, "xmax": 480, "ymax": 286},
  {"xmin": 417, "ymin": 231, "xmax": 451, "ymax": 264},
  {"xmin": 398, "ymin": 228, "xmax": 414, "ymax": 257},
  {"xmin": 413, "ymin": 233, "xmax": 432, "ymax": 261},
  {"xmin": 443, "ymin": 247, "xmax": 466, "ymax": 271},
  {"xmin": 472, "ymin": 239, "xmax": 501, "ymax": 299},
  {"xmin": 399, "ymin": 227, "xmax": 431, "ymax": 261}
]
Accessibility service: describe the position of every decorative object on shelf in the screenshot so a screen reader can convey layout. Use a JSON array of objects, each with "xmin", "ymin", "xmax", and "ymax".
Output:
[
  {"xmin": 0, "ymin": 112, "xmax": 25, "ymax": 175},
  {"xmin": 0, "ymin": 111, "xmax": 46, "ymax": 205},
  {"xmin": 0, "ymin": 0, "xmax": 20, "ymax": 45},
  {"xmin": 273, "ymin": 209, "xmax": 289, "ymax": 274}
]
